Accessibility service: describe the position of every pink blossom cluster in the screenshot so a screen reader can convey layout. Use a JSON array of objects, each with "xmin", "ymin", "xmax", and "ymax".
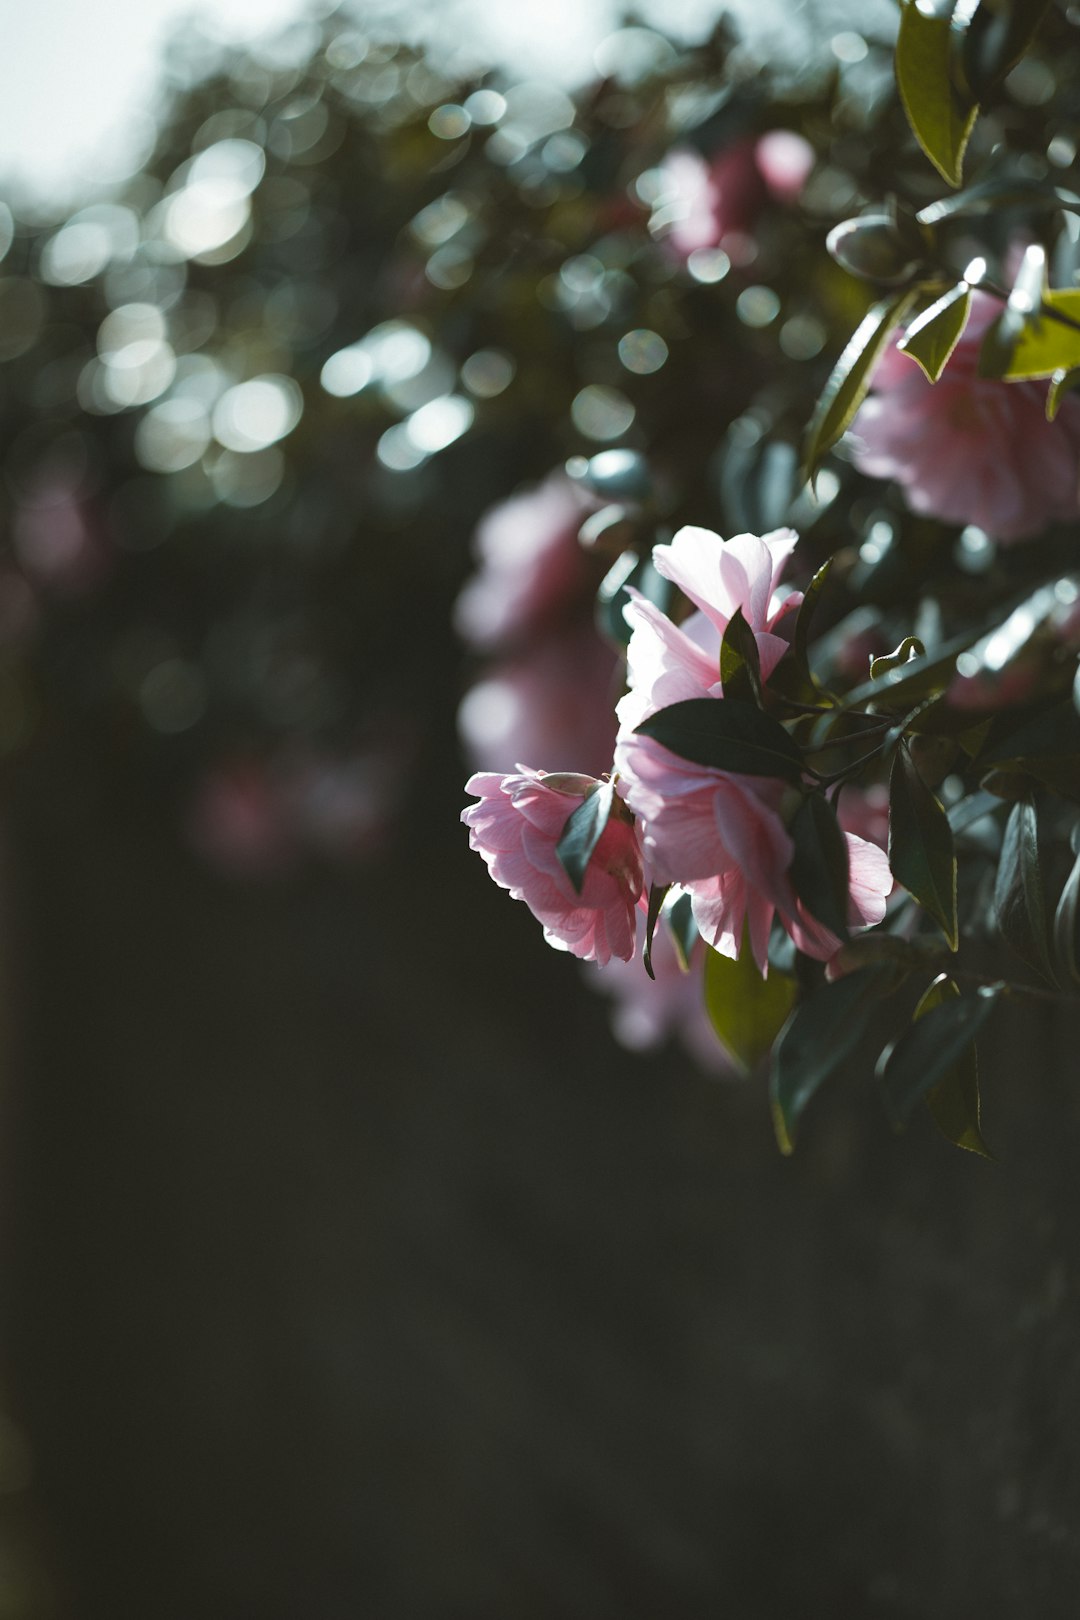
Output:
[
  {"xmin": 852, "ymin": 291, "xmax": 1080, "ymax": 542},
  {"xmin": 463, "ymin": 525, "xmax": 892, "ymax": 1020}
]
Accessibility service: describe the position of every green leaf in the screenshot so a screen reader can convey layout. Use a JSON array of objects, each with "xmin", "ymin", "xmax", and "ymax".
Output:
[
  {"xmin": 870, "ymin": 635, "xmax": 925, "ymax": 681},
  {"xmin": 795, "ymin": 559, "xmax": 832, "ymax": 675},
  {"xmin": 828, "ymin": 931, "xmax": 947, "ymax": 987},
  {"xmin": 840, "ymin": 627, "xmax": 979, "ymax": 713},
  {"xmin": 704, "ymin": 940, "xmax": 796, "ymax": 1074},
  {"xmin": 888, "ymin": 746, "xmax": 958, "ymax": 949},
  {"xmin": 916, "ymin": 976, "xmax": 993, "ymax": 1157},
  {"xmin": 993, "ymin": 794, "xmax": 1057, "ymax": 985},
  {"xmin": 977, "ymin": 701, "xmax": 1080, "ymax": 802},
  {"xmin": 917, "ymin": 175, "xmax": 1080, "ymax": 227},
  {"xmin": 635, "ymin": 698, "xmax": 804, "ymax": 783},
  {"xmin": 597, "ymin": 551, "xmax": 674, "ymax": 648},
  {"xmin": 998, "ymin": 289, "xmax": 1080, "ymax": 382},
  {"xmin": 961, "ymin": 0, "xmax": 1053, "ymax": 98},
  {"xmin": 719, "ymin": 606, "xmax": 763, "ymax": 705},
  {"xmin": 802, "ymin": 289, "xmax": 917, "ymax": 488},
  {"xmin": 897, "ymin": 283, "xmax": 972, "ymax": 381},
  {"xmin": 879, "ymin": 979, "xmax": 1000, "ymax": 1132},
  {"xmin": 1047, "ymin": 367, "xmax": 1080, "ymax": 422},
  {"xmin": 769, "ymin": 966, "xmax": 895, "ymax": 1154},
  {"xmin": 896, "ymin": 0, "xmax": 978, "ymax": 188},
  {"xmin": 1053, "ymin": 848, "xmax": 1080, "ymax": 987},
  {"xmin": 790, "ymin": 792, "xmax": 851, "ymax": 944},
  {"xmin": 642, "ymin": 882, "xmax": 670, "ymax": 981},
  {"xmin": 555, "ymin": 782, "xmax": 614, "ymax": 894},
  {"xmin": 769, "ymin": 559, "xmax": 833, "ymax": 705}
]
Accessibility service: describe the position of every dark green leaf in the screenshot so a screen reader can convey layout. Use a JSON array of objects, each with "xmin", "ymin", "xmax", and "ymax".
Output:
[
  {"xmin": 888, "ymin": 746, "xmax": 958, "ymax": 949},
  {"xmin": 828, "ymin": 931, "xmax": 947, "ymax": 988},
  {"xmin": 897, "ymin": 283, "xmax": 972, "ymax": 381},
  {"xmin": 704, "ymin": 940, "xmax": 796, "ymax": 1074},
  {"xmin": 597, "ymin": 551, "xmax": 674, "ymax": 649},
  {"xmin": 555, "ymin": 782, "xmax": 614, "ymax": 895},
  {"xmin": 769, "ymin": 560, "xmax": 833, "ymax": 706},
  {"xmin": 917, "ymin": 175, "xmax": 1080, "ymax": 227},
  {"xmin": 879, "ymin": 982, "xmax": 1000, "ymax": 1130},
  {"xmin": 1053, "ymin": 849, "xmax": 1080, "ymax": 987},
  {"xmin": 642, "ymin": 882, "xmax": 670, "ymax": 981},
  {"xmin": 916, "ymin": 976, "xmax": 993, "ymax": 1157},
  {"xmin": 790, "ymin": 792, "xmax": 851, "ymax": 944},
  {"xmin": 975, "ymin": 698, "xmax": 1080, "ymax": 801},
  {"xmin": 796, "ymin": 559, "xmax": 832, "ymax": 676},
  {"xmin": 961, "ymin": 0, "xmax": 1052, "ymax": 99},
  {"xmin": 719, "ymin": 606, "xmax": 763, "ymax": 705},
  {"xmin": 802, "ymin": 289, "xmax": 917, "ymax": 488},
  {"xmin": 993, "ymin": 795, "xmax": 1057, "ymax": 985},
  {"xmin": 947, "ymin": 789, "xmax": 1000, "ymax": 837},
  {"xmin": 769, "ymin": 966, "xmax": 896, "ymax": 1154},
  {"xmin": 666, "ymin": 891, "xmax": 697, "ymax": 971},
  {"xmin": 896, "ymin": 0, "xmax": 977, "ymax": 188},
  {"xmin": 635, "ymin": 698, "xmax": 804, "ymax": 783}
]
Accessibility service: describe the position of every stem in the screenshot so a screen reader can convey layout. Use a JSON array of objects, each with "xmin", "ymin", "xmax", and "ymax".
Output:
[
  {"xmin": 801, "ymin": 716, "xmax": 897, "ymax": 754},
  {"xmin": 809, "ymin": 742, "xmax": 895, "ymax": 788}
]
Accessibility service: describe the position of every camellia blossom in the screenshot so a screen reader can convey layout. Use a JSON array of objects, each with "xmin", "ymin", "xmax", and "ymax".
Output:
[
  {"xmin": 851, "ymin": 290, "xmax": 1080, "ymax": 542},
  {"xmin": 462, "ymin": 769, "xmax": 644, "ymax": 964},
  {"xmin": 616, "ymin": 525, "xmax": 800, "ymax": 731},
  {"xmin": 453, "ymin": 471, "xmax": 595, "ymax": 652},
  {"xmin": 612, "ymin": 521, "xmax": 889, "ymax": 969},
  {"xmin": 615, "ymin": 731, "xmax": 890, "ymax": 970}
]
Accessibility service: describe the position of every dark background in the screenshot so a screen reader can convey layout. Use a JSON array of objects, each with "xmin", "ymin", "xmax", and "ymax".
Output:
[{"xmin": 6, "ymin": 718, "xmax": 1080, "ymax": 1619}]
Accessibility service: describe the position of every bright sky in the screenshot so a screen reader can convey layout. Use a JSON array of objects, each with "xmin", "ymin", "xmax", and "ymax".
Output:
[{"xmin": 0, "ymin": 0, "xmax": 731, "ymax": 206}]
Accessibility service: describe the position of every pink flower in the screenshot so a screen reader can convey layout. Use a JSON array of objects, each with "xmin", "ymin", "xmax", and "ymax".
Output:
[
  {"xmin": 614, "ymin": 732, "xmax": 796, "ymax": 969},
  {"xmin": 836, "ymin": 781, "xmax": 890, "ymax": 857},
  {"xmin": 458, "ymin": 623, "xmax": 619, "ymax": 778},
  {"xmin": 852, "ymin": 291, "xmax": 1080, "ymax": 542},
  {"xmin": 615, "ymin": 525, "xmax": 800, "ymax": 730},
  {"xmin": 684, "ymin": 808, "xmax": 890, "ymax": 969},
  {"xmin": 754, "ymin": 130, "xmax": 815, "ymax": 203},
  {"xmin": 584, "ymin": 927, "xmax": 733, "ymax": 1074},
  {"xmin": 462, "ymin": 769, "xmax": 644, "ymax": 964},
  {"xmin": 653, "ymin": 135, "xmax": 814, "ymax": 264},
  {"xmin": 653, "ymin": 143, "xmax": 763, "ymax": 261},
  {"xmin": 453, "ymin": 472, "xmax": 595, "ymax": 651},
  {"xmin": 613, "ymin": 730, "xmax": 891, "ymax": 972}
]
